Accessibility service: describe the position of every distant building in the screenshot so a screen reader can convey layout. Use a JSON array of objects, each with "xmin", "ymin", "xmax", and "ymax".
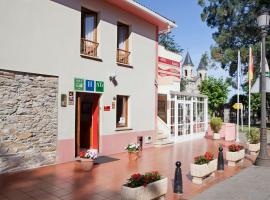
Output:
[{"xmin": 182, "ymin": 52, "xmax": 208, "ymax": 94}]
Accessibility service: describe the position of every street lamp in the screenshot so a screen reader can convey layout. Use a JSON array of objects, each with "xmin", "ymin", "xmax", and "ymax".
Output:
[{"xmin": 255, "ymin": 7, "xmax": 270, "ymax": 167}]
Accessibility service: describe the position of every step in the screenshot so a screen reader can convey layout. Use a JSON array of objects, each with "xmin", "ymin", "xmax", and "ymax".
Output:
[
  {"xmin": 154, "ymin": 139, "xmax": 174, "ymax": 147},
  {"xmin": 156, "ymin": 133, "xmax": 169, "ymax": 140}
]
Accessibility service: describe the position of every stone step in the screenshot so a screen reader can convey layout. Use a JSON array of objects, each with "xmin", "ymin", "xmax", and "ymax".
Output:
[
  {"xmin": 154, "ymin": 139, "xmax": 174, "ymax": 147},
  {"xmin": 156, "ymin": 133, "xmax": 169, "ymax": 140}
]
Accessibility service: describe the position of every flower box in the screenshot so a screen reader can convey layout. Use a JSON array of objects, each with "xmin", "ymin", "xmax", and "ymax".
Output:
[
  {"xmin": 248, "ymin": 143, "xmax": 260, "ymax": 155},
  {"xmin": 226, "ymin": 149, "xmax": 245, "ymax": 167},
  {"xmin": 190, "ymin": 159, "xmax": 217, "ymax": 184},
  {"xmin": 121, "ymin": 177, "xmax": 168, "ymax": 200},
  {"xmin": 80, "ymin": 158, "xmax": 94, "ymax": 171}
]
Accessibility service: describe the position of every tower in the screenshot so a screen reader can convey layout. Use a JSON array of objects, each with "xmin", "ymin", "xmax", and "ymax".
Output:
[
  {"xmin": 182, "ymin": 51, "xmax": 194, "ymax": 80},
  {"xmin": 197, "ymin": 57, "xmax": 207, "ymax": 80}
]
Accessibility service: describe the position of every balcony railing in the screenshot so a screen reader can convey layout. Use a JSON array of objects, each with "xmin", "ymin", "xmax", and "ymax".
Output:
[
  {"xmin": 81, "ymin": 38, "xmax": 99, "ymax": 57},
  {"xmin": 116, "ymin": 49, "xmax": 130, "ymax": 65}
]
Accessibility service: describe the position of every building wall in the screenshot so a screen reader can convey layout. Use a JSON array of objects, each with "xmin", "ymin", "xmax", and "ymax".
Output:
[
  {"xmin": 0, "ymin": 0, "xmax": 157, "ymax": 169},
  {"xmin": 0, "ymin": 70, "xmax": 58, "ymax": 173}
]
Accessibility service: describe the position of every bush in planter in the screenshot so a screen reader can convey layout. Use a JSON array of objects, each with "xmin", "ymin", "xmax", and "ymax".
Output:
[
  {"xmin": 226, "ymin": 144, "xmax": 245, "ymax": 166},
  {"xmin": 228, "ymin": 144, "xmax": 244, "ymax": 152},
  {"xmin": 194, "ymin": 152, "xmax": 214, "ymax": 165},
  {"xmin": 245, "ymin": 127, "xmax": 260, "ymax": 144},
  {"xmin": 210, "ymin": 117, "xmax": 223, "ymax": 139},
  {"xmin": 126, "ymin": 171, "xmax": 161, "ymax": 188},
  {"xmin": 210, "ymin": 117, "xmax": 223, "ymax": 133},
  {"xmin": 79, "ymin": 149, "xmax": 98, "ymax": 171}
]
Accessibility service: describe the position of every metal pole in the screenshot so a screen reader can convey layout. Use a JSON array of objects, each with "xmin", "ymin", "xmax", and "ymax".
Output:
[
  {"xmin": 236, "ymin": 51, "xmax": 240, "ymax": 142},
  {"xmin": 255, "ymin": 28, "xmax": 270, "ymax": 166}
]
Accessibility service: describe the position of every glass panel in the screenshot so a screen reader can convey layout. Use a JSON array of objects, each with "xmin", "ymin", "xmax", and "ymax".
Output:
[
  {"xmin": 178, "ymin": 125, "xmax": 184, "ymax": 136},
  {"xmin": 178, "ymin": 103, "xmax": 183, "ymax": 124},
  {"xmin": 85, "ymin": 15, "xmax": 95, "ymax": 41}
]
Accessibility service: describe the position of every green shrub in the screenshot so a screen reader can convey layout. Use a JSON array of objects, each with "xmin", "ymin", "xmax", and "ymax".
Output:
[
  {"xmin": 210, "ymin": 117, "xmax": 223, "ymax": 133},
  {"xmin": 245, "ymin": 127, "xmax": 260, "ymax": 144}
]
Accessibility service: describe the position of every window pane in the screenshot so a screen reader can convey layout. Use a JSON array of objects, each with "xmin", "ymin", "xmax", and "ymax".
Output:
[
  {"xmin": 116, "ymin": 96, "xmax": 128, "ymax": 127},
  {"xmin": 117, "ymin": 24, "xmax": 128, "ymax": 50},
  {"xmin": 85, "ymin": 15, "xmax": 95, "ymax": 41}
]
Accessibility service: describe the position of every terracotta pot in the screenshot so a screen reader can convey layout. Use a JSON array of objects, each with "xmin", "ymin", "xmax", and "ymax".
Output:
[
  {"xmin": 190, "ymin": 159, "xmax": 217, "ymax": 184},
  {"xmin": 80, "ymin": 158, "xmax": 94, "ymax": 171},
  {"xmin": 128, "ymin": 151, "xmax": 139, "ymax": 161},
  {"xmin": 121, "ymin": 177, "xmax": 168, "ymax": 200}
]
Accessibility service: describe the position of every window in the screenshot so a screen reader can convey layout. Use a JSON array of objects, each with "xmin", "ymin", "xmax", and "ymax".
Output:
[
  {"xmin": 117, "ymin": 23, "xmax": 130, "ymax": 64},
  {"xmin": 81, "ymin": 8, "xmax": 98, "ymax": 57},
  {"xmin": 185, "ymin": 70, "xmax": 188, "ymax": 77},
  {"xmin": 116, "ymin": 95, "xmax": 129, "ymax": 127}
]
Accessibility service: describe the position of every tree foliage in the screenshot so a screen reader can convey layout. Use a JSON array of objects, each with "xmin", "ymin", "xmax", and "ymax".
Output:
[
  {"xmin": 199, "ymin": 77, "xmax": 229, "ymax": 116},
  {"xmin": 198, "ymin": 0, "xmax": 270, "ymax": 79},
  {"xmin": 159, "ymin": 33, "xmax": 183, "ymax": 53}
]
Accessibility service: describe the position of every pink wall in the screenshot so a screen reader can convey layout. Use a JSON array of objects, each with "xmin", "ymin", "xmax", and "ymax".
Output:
[
  {"xmin": 57, "ymin": 139, "xmax": 75, "ymax": 163},
  {"xmin": 101, "ymin": 130, "xmax": 155, "ymax": 155},
  {"xmin": 207, "ymin": 123, "xmax": 236, "ymax": 141}
]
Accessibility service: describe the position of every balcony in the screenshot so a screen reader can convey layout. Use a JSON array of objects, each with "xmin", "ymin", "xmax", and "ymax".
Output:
[
  {"xmin": 116, "ymin": 49, "xmax": 130, "ymax": 65},
  {"xmin": 81, "ymin": 38, "xmax": 99, "ymax": 58}
]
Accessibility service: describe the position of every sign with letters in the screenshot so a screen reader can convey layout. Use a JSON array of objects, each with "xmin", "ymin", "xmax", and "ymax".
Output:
[
  {"xmin": 85, "ymin": 80, "xmax": 95, "ymax": 91},
  {"xmin": 74, "ymin": 78, "xmax": 104, "ymax": 93}
]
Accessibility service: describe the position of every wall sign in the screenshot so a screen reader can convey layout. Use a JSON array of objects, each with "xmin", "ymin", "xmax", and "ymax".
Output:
[
  {"xmin": 104, "ymin": 106, "xmax": 110, "ymax": 111},
  {"xmin": 74, "ymin": 78, "xmax": 104, "ymax": 93},
  {"xmin": 85, "ymin": 80, "xmax": 95, "ymax": 91},
  {"xmin": 74, "ymin": 78, "xmax": 84, "ymax": 91},
  {"xmin": 61, "ymin": 94, "xmax": 67, "ymax": 107},
  {"xmin": 68, "ymin": 91, "xmax": 74, "ymax": 105},
  {"xmin": 96, "ymin": 81, "xmax": 104, "ymax": 92}
]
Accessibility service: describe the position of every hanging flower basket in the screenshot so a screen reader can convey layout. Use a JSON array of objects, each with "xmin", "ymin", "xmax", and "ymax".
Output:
[
  {"xmin": 190, "ymin": 152, "xmax": 217, "ymax": 184},
  {"xmin": 226, "ymin": 144, "xmax": 245, "ymax": 167}
]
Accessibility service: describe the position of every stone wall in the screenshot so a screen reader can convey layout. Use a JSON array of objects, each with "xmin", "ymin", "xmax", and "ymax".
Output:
[{"xmin": 0, "ymin": 70, "xmax": 58, "ymax": 173}]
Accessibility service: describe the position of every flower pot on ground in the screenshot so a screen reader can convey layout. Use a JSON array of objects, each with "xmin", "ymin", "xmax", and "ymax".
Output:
[
  {"xmin": 190, "ymin": 152, "xmax": 217, "ymax": 184},
  {"xmin": 125, "ymin": 143, "xmax": 140, "ymax": 161},
  {"xmin": 226, "ymin": 144, "xmax": 245, "ymax": 167},
  {"xmin": 210, "ymin": 117, "xmax": 223, "ymax": 140},
  {"xmin": 79, "ymin": 149, "xmax": 98, "ymax": 171},
  {"xmin": 245, "ymin": 127, "xmax": 260, "ymax": 155},
  {"xmin": 121, "ymin": 171, "xmax": 167, "ymax": 200}
]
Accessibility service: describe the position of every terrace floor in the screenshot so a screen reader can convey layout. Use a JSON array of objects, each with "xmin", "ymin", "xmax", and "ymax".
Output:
[{"xmin": 0, "ymin": 138, "xmax": 255, "ymax": 200}]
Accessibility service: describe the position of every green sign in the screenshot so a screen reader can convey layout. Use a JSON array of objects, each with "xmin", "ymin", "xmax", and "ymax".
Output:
[
  {"xmin": 96, "ymin": 81, "xmax": 104, "ymax": 92},
  {"xmin": 266, "ymin": 72, "xmax": 270, "ymax": 78},
  {"xmin": 74, "ymin": 78, "xmax": 84, "ymax": 91}
]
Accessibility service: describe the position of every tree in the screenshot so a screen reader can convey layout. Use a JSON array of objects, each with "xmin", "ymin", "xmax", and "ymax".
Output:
[
  {"xmin": 159, "ymin": 33, "xmax": 183, "ymax": 53},
  {"xmin": 199, "ymin": 77, "xmax": 229, "ymax": 116},
  {"xmin": 198, "ymin": 0, "xmax": 270, "ymax": 78}
]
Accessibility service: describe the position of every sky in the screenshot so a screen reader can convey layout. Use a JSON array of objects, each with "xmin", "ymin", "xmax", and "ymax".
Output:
[{"xmin": 137, "ymin": 0, "xmax": 234, "ymax": 98}]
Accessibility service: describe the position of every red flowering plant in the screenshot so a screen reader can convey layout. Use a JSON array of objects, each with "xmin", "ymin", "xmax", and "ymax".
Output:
[
  {"xmin": 194, "ymin": 152, "xmax": 214, "ymax": 165},
  {"xmin": 228, "ymin": 144, "xmax": 244, "ymax": 152},
  {"xmin": 126, "ymin": 171, "xmax": 161, "ymax": 188}
]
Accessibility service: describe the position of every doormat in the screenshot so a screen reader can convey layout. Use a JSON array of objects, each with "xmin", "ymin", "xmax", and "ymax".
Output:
[{"xmin": 94, "ymin": 156, "xmax": 120, "ymax": 164}]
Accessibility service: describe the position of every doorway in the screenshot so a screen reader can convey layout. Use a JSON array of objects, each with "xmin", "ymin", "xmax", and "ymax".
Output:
[{"xmin": 75, "ymin": 92, "xmax": 100, "ymax": 157}]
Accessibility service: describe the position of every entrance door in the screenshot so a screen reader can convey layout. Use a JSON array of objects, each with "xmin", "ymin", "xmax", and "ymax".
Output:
[
  {"xmin": 175, "ymin": 101, "xmax": 192, "ymax": 140},
  {"xmin": 75, "ymin": 92, "xmax": 100, "ymax": 156}
]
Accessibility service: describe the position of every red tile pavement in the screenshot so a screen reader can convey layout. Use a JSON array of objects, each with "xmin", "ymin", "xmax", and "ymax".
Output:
[{"xmin": 0, "ymin": 138, "xmax": 255, "ymax": 200}]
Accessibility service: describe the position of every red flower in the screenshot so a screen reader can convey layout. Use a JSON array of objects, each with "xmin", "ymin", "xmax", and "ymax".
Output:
[{"xmin": 80, "ymin": 151, "xmax": 86, "ymax": 158}]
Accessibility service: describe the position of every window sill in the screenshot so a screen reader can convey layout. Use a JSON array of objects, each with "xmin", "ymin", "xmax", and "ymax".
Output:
[
  {"xmin": 116, "ymin": 62, "xmax": 133, "ymax": 68},
  {"xmin": 80, "ymin": 54, "xmax": 103, "ymax": 62},
  {"xmin": 115, "ymin": 127, "xmax": 133, "ymax": 132}
]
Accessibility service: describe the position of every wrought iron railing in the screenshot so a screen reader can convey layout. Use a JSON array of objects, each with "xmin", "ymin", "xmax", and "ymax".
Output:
[
  {"xmin": 80, "ymin": 38, "xmax": 99, "ymax": 57},
  {"xmin": 116, "ymin": 49, "xmax": 130, "ymax": 65}
]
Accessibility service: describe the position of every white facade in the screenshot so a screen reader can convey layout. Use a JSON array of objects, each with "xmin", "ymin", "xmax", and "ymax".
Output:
[{"xmin": 0, "ymin": 0, "xmax": 175, "ymax": 165}]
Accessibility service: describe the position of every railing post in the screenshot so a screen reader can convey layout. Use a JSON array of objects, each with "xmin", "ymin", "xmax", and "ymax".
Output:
[{"xmin": 174, "ymin": 161, "xmax": 183, "ymax": 194}]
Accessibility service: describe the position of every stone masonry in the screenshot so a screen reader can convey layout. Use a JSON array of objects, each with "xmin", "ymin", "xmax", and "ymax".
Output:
[{"xmin": 0, "ymin": 70, "xmax": 58, "ymax": 173}]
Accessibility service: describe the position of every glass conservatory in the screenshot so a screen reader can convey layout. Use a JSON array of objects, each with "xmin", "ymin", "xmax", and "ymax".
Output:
[{"xmin": 158, "ymin": 91, "xmax": 208, "ymax": 142}]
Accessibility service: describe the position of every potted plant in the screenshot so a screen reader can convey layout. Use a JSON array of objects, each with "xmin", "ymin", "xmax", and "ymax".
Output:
[
  {"xmin": 245, "ymin": 127, "xmax": 260, "ymax": 155},
  {"xmin": 79, "ymin": 149, "xmax": 98, "ymax": 171},
  {"xmin": 121, "ymin": 171, "xmax": 168, "ymax": 200},
  {"xmin": 210, "ymin": 117, "xmax": 223, "ymax": 140},
  {"xmin": 125, "ymin": 143, "xmax": 140, "ymax": 161},
  {"xmin": 226, "ymin": 144, "xmax": 245, "ymax": 167},
  {"xmin": 190, "ymin": 152, "xmax": 217, "ymax": 184}
]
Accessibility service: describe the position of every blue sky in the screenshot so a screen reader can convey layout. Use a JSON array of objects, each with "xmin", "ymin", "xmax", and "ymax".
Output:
[{"xmin": 137, "ymin": 0, "xmax": 234, "ymax": 98}]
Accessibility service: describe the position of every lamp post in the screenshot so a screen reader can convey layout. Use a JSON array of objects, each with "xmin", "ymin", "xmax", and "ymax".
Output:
[{"xmin": 255, "ymin": 7, "xmax": 270, "ymax": 167}]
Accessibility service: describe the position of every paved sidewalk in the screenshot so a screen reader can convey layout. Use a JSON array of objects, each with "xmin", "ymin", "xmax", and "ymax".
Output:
[
  {"xmin": 192, "ymin": 165, "xmax": 270, "ymax": 200},
  {"xmin": 0, "ymin": 138, "xmax": 253, "ymax": 200}
]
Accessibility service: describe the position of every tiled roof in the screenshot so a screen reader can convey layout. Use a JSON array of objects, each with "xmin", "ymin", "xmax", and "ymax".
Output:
[{"xmin": 197, "ymin": 58, "xmax": 207, "ymax": 71}]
